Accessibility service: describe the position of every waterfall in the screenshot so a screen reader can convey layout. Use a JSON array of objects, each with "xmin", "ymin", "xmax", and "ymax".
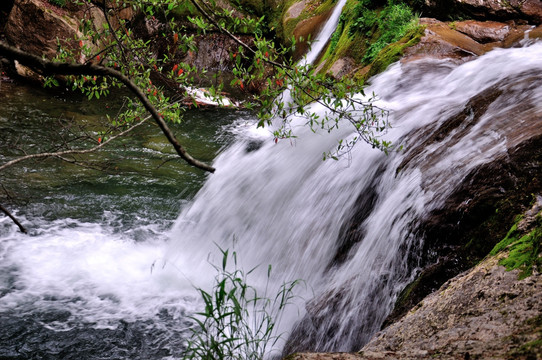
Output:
[
  {"xmin": 302, "ymin": 0, "xmax": 348, "ymax": 65},
  {"xmin": 167, "ymin": 42, "xmax": 542, "ymax": 352},
  {"xmin": 2, "ymin": 2, "xmax": 542, "ymax": 355}
]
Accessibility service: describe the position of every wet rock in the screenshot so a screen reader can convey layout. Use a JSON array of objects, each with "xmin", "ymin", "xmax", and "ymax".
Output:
[
  {"xmin": 292, "ymin": 9, "xmax": 333, "ymax": 59},
  {"xmin": 402, "ymin": 19, "xmax": 485, "ymax": 62},
  {"xmin": 502, "ymin": 24, "xmax": 542, "ymax": 47},
  {"xmin": 328, "ymin": 57, "xmax": 356, "ymax": 79},
  {"xmin": 385, "ymin": 70, "xmax": 542, "ymax": 328},
  {"xmin": 423, "ymin": 0, "xmax": 542, "ymax": 25},
  {"xmin": 402, "ymin": 19, "xmax": 542, "ymax": 64},
  {"xmin": 285, "ymin": 0, "xmax": 307, "ymax": 22},
  {"xmin": 181, "ymin": 33, "xmax": 255, "ymax": 72},
  {"xmin": 289, "ymin": 255, "xmax": 542, "ymax": 360},
  {"xmin": 453, "ymin": 19, "xmax": 511, "ymax": 42},
  {"xmin": 402, "ymin": 18, "xmax": 489, "ymax": 62}
]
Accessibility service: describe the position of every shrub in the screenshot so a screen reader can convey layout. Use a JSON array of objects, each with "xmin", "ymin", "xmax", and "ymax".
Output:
[
  {"xmin": 183, "ymin": 247, "xmax": 300, "ymax": 360},
  {"xmin": 348, "ymin": 0, "xmax": 417, "ymax": 64}
]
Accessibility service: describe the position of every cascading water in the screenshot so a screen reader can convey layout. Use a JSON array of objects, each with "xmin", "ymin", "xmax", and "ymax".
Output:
[
  {"xmin": 166, "ymin": 42, "xmax": 542, "ymax": 353},
  {"xmin": 1, "ymin": 15, "xmax": 542, "ymax": 359},
  {"xmin": 302, "ymin": 0, "xmax": 347, "ymax": 66}
]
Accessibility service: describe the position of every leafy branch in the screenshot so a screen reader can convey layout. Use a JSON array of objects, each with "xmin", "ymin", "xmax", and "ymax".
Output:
[{"xmin": 0, "ymin": 41, "xmax": 215, "ymax": 173}]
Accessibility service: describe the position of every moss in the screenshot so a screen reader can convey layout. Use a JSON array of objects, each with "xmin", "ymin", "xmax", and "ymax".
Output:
[
  {"xmin": 490, "ymin": 215, "xmax": 542, "ymax": 279},
  {"xmin": 362, "ymin": 24, "xmax": 425, "ymax": 80},
  {"xmin": 489, "ymin": 215, "xmax": 524, "ymax": 256},
  {"xmin": 48, "ymin": 0, "xmax": 66, "ymax": 7},
  {"xmin": 231, "ymin": 0, "xmax": 265, "ymax": 15},
  {"xmin": 508, "ymin": 339, "xmax": 542, "ymax": 359},
  {"xmin": 318, "ymin": 0, "xmax": 368, "ymax": 73},
  {"xmin": 317, "ymin": 1, "xmax": 423, "ymax": 79},
  {"xmin": 282, "ymin": 354, "xmax": 298, "ymax": 360}
]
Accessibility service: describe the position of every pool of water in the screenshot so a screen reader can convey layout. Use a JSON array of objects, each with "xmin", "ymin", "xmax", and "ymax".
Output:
[{"xmin": 0, "ymin": 79, "xmax": 253, "ymax": 359}]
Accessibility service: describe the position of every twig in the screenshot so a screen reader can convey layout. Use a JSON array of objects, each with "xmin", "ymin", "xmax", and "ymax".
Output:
[
  {"xmin": 0, "ymin": 114, "xmax": 148, "ymax": 171},
  {"xmin": 0, "ymin": 41, "xmax": 215, "ymax": 173},
  {"xmin": 0, "ymin": 203, "xmax": 27, "ymax": 233}
]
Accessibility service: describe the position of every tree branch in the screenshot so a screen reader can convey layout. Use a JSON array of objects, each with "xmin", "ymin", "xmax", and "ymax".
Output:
[
  {"xmin": 0, "ymin": 203, "xmax": 27, "ymax": 233},
  {"xmin": 188, "ymin": 0, "xmax": 286, "ymax": 69},
  {"xmin": 0, "ymin": 115, "xmax": 148, "ymax": 172},
  {"xmin": 0, "ymin": 41, "xmax": 215, "ymax": 173}
]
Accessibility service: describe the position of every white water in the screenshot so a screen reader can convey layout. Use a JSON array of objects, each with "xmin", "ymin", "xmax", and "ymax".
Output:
[
  {"xmin": 165, "ymin": 42, "xmax": 542, "ymax": 351},
  {"xmin": 302, "ymin": 0, "xmax": 348, "ymax": 65},
  {"xmin": 1, "ymin": 33, "xmax": 542, "ymax": 358}
]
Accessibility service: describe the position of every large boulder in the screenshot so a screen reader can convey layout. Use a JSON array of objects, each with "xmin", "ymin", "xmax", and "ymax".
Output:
[
  {"xmin": 4, "ymin": 0, "xmax": 81, "ymax": 60},
  {"xmin": 401, "ymin": 18, "xmax": 542, "ymax": 63},
  {"xmin": 423, "ymin": 0, "xmax": 542, "ymax": 24},
  {"xmin": 359, "ymin": 253, "xmax": 542, "ymax": 359}
]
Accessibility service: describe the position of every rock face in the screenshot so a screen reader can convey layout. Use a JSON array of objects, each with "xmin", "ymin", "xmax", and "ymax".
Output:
[
  {"xmin": 361, "ymin": 256, "xmax": 542, "ymax": 359},
  {"xmin": 423, "ymin": 0, "xmax": 542, "ymax": 24},
  {"xmin": 288, "ymin": 256, "xmax": 542, "ymax": 360},
  {"xmin": 401, "ymin": 18, "xmax": 542, "ymax": 63},
  {"xmin": 2, "ymin": 0, "xmax": 136, "ymax": 77},
  {"xmin": 4, "ymin": 0, "xmax": 81, "ymax": 59},
  {"xmin": 453, "ymin": 19, "xmax": 511, "ymax": 42},
  {"xmin": 282, "ymin": 0, "xmax": 335, "ymax": 59}
]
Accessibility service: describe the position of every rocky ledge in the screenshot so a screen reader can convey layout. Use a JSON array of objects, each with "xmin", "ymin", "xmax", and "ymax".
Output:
[{"xmin": 289, "ymin": 253, "xmax": 541, "ymax": 360}]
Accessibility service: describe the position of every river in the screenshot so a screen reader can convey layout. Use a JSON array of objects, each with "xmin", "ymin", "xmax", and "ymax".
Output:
[{"xmin": 0, "ymin": 81, "xmax": 251, "ymax": 359}]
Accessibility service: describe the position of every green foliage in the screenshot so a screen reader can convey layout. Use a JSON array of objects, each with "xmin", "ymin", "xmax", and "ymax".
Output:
[
  {"xmin": 349, "ymin": 6, "xmax": 377, "ymax": 37},
  {"xmin": 183, "ymin": 247, "xmax": 300, "ymax": 360},
  {"xmin": 361, "ymin": 3, "xmax": 417, "ymax": 64},
  {"xmin": 45, "ymin": 0, "xmax": 394, "ymax": 166},
  {"xmin": 48, "ymin": 0, "xmax": 66, "ymax": 7},
  {"xmin": 328, "ymin": 14, "xmax": 346, "ymax": 53},
  {"xmin": 320, "ymin": 0, "xmax": 419, "ymax": 79},
  {"xmin": 347, "ymin": 0, "xmax": 418, "ymax": 63},
  {"xmin": 363, "ymin": 24, "xmax": 425, "ymax": 79},
  {"xmin": 490, "ymin": 214, "xmax": 542, "ymax": 279}
]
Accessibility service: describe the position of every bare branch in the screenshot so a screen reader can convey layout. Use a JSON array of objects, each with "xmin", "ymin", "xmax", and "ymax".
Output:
[
  {"xmin": 0, "ymin": 113, "xmax": 150, "ymax": 171},
  {"xmin": 0, "ymin": 203, "xmax": 27, "ymax": 233},
  {"xmin": 0, "ymin": 41, "xmax": 215, "ymax": 173}
]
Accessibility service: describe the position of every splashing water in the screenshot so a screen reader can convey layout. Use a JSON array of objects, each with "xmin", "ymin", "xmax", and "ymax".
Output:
[{"xmin": 166, "ymin": 42, "xmax": 542, "ymax": 352}]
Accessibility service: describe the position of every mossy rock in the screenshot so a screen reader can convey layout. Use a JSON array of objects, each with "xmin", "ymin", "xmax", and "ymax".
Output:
[
  {"xmin": 361, "ymin": 24, "xmax": 425, "ymax": 81},
  {"xmin": 318, "ymin": 0, "xmax": 367, "ymax": 74},
  {"xmin": 280, "ymin": 0, "xmax": 337, "ymax": 48},
  {"xmin": 490, "ymin": 212, "xmax": 542, "ymax": 279}
]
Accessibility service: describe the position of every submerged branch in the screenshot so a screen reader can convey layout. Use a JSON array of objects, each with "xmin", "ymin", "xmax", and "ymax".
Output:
[
  {"xmin": 0, "ymin": 115, "xmax": 148, "ymax": 172},
  {"xmin": 0, "ymin": 41, "xmax": 215, "ymax": 173}
]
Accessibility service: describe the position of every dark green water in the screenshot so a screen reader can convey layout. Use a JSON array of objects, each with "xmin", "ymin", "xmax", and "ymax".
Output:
[
  {"xmin": 0, "ymin": 79, "xmax": 245, "ymax": 230},
  {"xmin": 0, "ymin": 78, "xmax": 250, "ymax": 359}
]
